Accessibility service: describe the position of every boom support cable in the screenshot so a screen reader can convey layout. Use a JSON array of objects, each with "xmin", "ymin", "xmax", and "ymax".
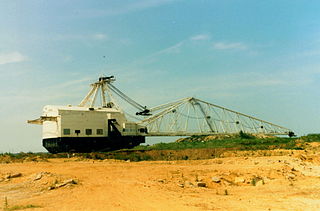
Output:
[{"xmin": 78, "ymin": 76, "xmax": 294, "ymax": 137}]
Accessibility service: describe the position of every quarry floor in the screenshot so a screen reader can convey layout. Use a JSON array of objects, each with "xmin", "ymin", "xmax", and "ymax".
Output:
[{"xmin": 1, "ymin": 151, "xmax": 320, "ymax": 211}]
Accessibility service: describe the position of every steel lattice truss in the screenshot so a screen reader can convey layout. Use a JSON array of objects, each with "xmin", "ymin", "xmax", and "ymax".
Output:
[
  {"xmin": 78, "ymin": 77, "xmax": 292, "ymax": 137},
  {"xmin": 138, "ymin": 97, "xmax": 291, "ymax": 136}
]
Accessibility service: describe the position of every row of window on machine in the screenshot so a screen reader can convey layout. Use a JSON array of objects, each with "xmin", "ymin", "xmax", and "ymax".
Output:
[{"xmin": 63, "ymin": 128, "xmax": 104, "ymax": 135}]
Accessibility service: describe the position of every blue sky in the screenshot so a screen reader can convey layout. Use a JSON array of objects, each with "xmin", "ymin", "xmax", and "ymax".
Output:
[{"xmin": 0, "ymin": 0, "xmax": 319, "ymax": 152}]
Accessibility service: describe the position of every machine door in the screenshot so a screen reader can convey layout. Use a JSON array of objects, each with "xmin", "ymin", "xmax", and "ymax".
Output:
[{"xmin": 108, "ymin": 119, "xmax": 121, "ymax": 137}]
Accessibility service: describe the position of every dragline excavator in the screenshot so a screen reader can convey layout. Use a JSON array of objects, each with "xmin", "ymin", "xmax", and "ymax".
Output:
[{"xmin": 28, "ymin": 76, "xmax": 294, "ymax": 153}]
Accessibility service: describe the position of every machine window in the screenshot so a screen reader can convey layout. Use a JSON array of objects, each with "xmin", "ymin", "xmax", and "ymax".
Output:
[
  {"xmin": 63, "ymin": 128, "xmax": 70, "ymax": 135},
  {"xmin": 97, "ymin": 129, "xmax": 103, "ymax": 135},
  {"xmin": 86, "ymin": 129, "xmax": 92, "ymax": 135},
  {"xmin": 139, "ymin": 128, "xmax": 145, "ymax": 133}
]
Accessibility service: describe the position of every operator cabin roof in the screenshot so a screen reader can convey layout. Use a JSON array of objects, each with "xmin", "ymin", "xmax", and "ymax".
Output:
[
  {"xmin": 44, "ymin": 105, "xmax": 120, "ymax": 113},
  {"xmin": 27, "ymin": 105, "xmax": 121, "ymax": 125}
]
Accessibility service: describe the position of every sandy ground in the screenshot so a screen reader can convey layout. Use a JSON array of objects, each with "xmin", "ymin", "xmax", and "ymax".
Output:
[{"xmin": 1, "ymin": 152, "xmax": 320, "ymax": 211}]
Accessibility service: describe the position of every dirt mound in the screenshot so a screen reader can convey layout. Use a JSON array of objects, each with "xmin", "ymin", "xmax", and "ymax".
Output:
[
  {"xmin": 0, "ymin": 154, "xmax": 48, "ymax": 164},
  {"xmin": 176, "ymin": 133, "xmax": 275, "ymax": 143},
  {"xmin": 176, "ymin": 134, "xmax": 238, "ymax": 142}
]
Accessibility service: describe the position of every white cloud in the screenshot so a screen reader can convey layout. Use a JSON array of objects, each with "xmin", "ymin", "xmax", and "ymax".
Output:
[
  {"xmin": 0, "ymin": 52, "xmax": 27, "ymax": 65},
  {"xmin": 54, "ymin": 33, "xmax": 108, "ymax": 41},
  {"xmin": 80, "ymin": 0, "xmax": 178, "ymax": 17},
  {"xmin": 192, "ymin": 70, "xmax": 314, "ymax": 95},
  {"xmin": 126, "ymin": 0, "xmax": 177, "ymax": 11},
  {"xmin": 128, "ymin": 41, "xmax": 185, "ymax": 67},
  {"xmin": 63, "ymin": 55, "xmax": 73, "ymax": 62},
  {"xmin": 0, "ymin": 77, "xmax": 94, "ymax": 110},
  {"xmin": 213, "ymin": 42, "xmax": 247, "ymax": 50},
  {"xmin": 92, "ymin": 33, "xmax": 108, "ymax": 40},
  {"xmin": 49, "ymin": 77, "xmax": 93, "ymax": 90},
  {"xmin": 157, "ymin": 41, "xmax": 184, "ymax": 54},
  {"xmin": 190, "ymin": 34, "xmax": 210, "ymax": 41},
  {"xmin": 124, "ymin": 41, "xmax": 185, "ymax": 67}
]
